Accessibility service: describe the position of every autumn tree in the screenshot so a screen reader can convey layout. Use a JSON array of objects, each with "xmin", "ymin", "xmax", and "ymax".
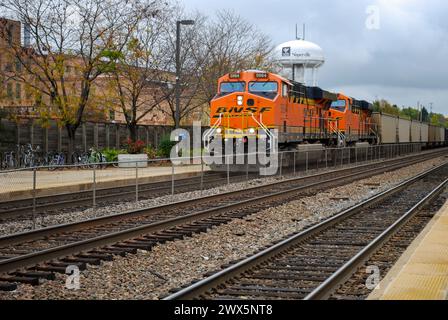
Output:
[
  {"xmin": 372, "ymin": 99, "xmax": 400, "ymax": 116},
  {"xmin": 104, "ymin": 3, "xmax": 174, "ymax": 142},
  {"xmin": 156, "ymin": 9, "xmax": 274, "ymax": 127},
  {"xmin": 0, "ymin": 0, "xmax": 159, "ymax": 161}
]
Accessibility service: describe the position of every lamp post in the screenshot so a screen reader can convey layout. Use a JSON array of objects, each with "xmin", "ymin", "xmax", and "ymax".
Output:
[{"xmin": 175, "ymin": 19, "xmax": 195, "ymax": 129}]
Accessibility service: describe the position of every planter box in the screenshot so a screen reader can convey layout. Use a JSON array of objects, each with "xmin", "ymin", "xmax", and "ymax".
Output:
[{"xmin": 118, "ymin": 154, "xmax": 148, "ymax": 168}]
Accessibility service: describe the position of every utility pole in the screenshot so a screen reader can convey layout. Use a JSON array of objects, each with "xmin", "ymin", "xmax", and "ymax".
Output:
[{"xmin": 175, "ymin": 20, "xmax": 195, "ymax": 129}]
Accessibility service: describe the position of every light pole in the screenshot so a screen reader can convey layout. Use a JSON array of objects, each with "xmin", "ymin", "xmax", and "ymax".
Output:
[{"xmin": 175, "ymin": 19, "xmax": 195, "ymax": 129}]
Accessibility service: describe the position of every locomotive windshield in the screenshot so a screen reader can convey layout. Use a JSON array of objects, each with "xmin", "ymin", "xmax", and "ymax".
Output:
[
  {"xmin": 331, "ymin": 100, "xmax": 347, "ymax": 112},
  {"xmin": 219, "ymin": 82, "xmax": 245, "ymax": 95},
  {"xmin": 249, "ymin": 82, "xmax": 278, "ymax": 99}
]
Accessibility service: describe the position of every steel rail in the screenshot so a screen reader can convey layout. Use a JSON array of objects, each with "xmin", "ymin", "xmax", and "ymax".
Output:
[
  {"xmin": 0, "ymin": 150, "xmax": 442, "ymax": 248},
  {"xmin": 163, "ymin": 162, "xmax": 447, "ymax": 300},
  {"xmin": 304, "ymin": 177, "xmax": 448, "ymax": 300}
]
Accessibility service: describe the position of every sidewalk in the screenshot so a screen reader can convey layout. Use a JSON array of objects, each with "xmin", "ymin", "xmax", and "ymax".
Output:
[{"xmin": 0, "ymin": 164, "xmax": 210, "ymax": 201}]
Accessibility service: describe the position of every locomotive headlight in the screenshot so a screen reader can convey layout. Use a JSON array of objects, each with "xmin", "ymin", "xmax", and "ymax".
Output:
[
  {"xmin": 216, "ymin": 128, "xmax": 222, "ymax": 134},
  {"xmin": 249, "ymin": 128, "xmax": 256, "ymax": 134},
  {"xmin": 237, "ymin": 95, "xmax": 243, "ymax": 106}
]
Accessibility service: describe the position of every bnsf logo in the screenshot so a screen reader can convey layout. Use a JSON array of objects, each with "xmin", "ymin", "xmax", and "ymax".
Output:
[{"xmin": 214, "ymin": 107, "xmax": 272, "ymax": 115}]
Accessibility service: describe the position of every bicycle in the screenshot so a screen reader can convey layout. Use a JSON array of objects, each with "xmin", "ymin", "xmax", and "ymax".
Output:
[
  {"xmin": 86, "ymin": 147, "xmax": 107, "ymax": 169},
  {"xmin": 76, "ymin": 148, "xmax": 107, "ymax": 169},
  {"xmin": 22, "ymin": 144, "xmax": 43, "ymax": 168},
  {"xmin": 1, "ymin": 151, "xmax": 16, "ymax": 170},
  {"xmin": 48, "ymin": 152, "xmax": 66, "ymax": 171}
]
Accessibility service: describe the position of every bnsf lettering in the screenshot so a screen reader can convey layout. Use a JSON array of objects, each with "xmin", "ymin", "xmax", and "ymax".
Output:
[{"xmin": 214, "ymin": 106, "xmax": 272, "ymax": 115}]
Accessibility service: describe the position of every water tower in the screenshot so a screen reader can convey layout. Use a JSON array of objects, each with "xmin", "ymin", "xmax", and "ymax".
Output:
[{"xmin": 274, "ymin": 27, "xmax": 325, "ymax": 86}]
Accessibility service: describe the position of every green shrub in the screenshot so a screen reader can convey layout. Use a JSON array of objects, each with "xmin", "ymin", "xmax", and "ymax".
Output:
[
  {"xmin": 102, "ymin": 148, "xmax": 126, "ymax": 163},
  {"xmin": 144, "ymin": 145, "xmax": 158, "ymax": 159},
  {"xmin": 157, "ymin": 136, "xmax": 177, "ymax": 158}
]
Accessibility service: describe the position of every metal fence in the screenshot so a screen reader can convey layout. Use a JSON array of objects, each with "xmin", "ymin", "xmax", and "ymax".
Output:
[{"xmin": 0, "ymin": 143, "xmax": 426, "ymax": 229}]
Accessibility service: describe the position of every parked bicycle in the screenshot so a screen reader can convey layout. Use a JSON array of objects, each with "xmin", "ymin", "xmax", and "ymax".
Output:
[
  {"xmin": 1, "ymin": 146, "xmax": 110, "ymax": 171},
  {"xmin": 21, "ymin": 143, "xmax": 45, "ymax": 168},
  {"xmin": 73, "ymin": 148, "xmax": 107, "ymax": 169},
  {"xmin": 1, "ymin": 151, "xmax": 17, "ymax": 170},
  {"xmin": 48, "ymin": 152, "xmax": 66, "ymax": 171}
]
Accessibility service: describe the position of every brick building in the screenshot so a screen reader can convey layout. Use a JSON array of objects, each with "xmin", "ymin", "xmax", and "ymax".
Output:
[{"xmin": 0, "ymin": 17, "xmax": 206, "ymax": 127}]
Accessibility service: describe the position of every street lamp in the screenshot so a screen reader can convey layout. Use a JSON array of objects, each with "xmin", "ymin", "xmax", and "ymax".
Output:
[{"xmin": 175, "ymin": 19, "xmax": 195, "ymax": 129}]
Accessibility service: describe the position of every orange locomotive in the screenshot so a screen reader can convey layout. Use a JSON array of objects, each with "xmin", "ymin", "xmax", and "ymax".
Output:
[
  {"xmin": 328, "ymin": 93, "xmax": 375, "ymax": 143},
  {"xmin": 209, "ymin": 70, "xmax": 376, "ymax": 148}
]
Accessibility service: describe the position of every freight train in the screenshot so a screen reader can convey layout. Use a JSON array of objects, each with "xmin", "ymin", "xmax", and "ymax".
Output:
[{"xmin": 206, "ymin": 70, "xmax": 446, "ymax": 153}]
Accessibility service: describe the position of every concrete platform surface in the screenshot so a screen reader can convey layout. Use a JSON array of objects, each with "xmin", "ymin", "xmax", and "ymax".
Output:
[
  {"xmin": 368, "ymin": 199, "xmax": 448, "ymax": 300},
  {"xmin": 0, "ymin": 164, "xmax": 210, "ymax": 201}
]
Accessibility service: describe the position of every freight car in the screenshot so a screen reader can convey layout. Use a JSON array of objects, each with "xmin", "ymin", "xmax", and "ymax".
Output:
[{"xmin": 371, "ymin": 112, "xmax": 446, "ymax": 146}]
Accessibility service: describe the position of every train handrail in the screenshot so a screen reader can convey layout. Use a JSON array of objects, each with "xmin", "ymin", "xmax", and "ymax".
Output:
[
  {"xmin": 203, "ymin": 113, "xmax": 223, "ymax": 151},
  {"xmin": 251, "ymin": 113, "xmax": 277, "ymax": 153}
]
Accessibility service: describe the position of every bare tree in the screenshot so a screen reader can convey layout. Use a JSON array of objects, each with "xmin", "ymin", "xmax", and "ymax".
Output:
[
  {"xmin": 0, "ymin": 0, "xmax": 158, "ymax": 160},
  {"xmin": 199, "ymin": 10, "xmax": 274, "ymax": 108},
  {"xmin": 156, "ymin": 9, "xmax": 274, "ymax": 126},
  {"xmin": 104, "ymin": 3, "xmax": 174, "ymax": 142},
  {"xmin": 154, "ymin": 9, "xmax": 211, "ymax": 127}
]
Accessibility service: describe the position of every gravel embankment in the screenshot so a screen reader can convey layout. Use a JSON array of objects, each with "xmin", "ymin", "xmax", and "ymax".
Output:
[
  {"xmin": 0, "ymin": 176, "xmax": 284, "ymax": 235},
  {"xmin": 0, "ymin": 157, "xmax": 446, "ymax": 300}
]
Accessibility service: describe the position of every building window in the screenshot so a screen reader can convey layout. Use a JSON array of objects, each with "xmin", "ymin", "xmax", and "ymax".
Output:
[
  {"xmin": 15, "ymin": 58, "xmax": 22, "ymax": 73},
  {"xmin": 6, "ymin": 82, "xmax": 13, "ymax": 98},
  {"xmin": 5, "ymin": 63, "xmax": 13, "ymax": 72},
  {"xmin": 7, "ymin": 26, "xmax": 13, "ymax": 46},
  {"xmin": 109, "ymin": 109, "xmax": 115, "ymax": 121},
  {"xmin": 25, "ymin": 85, "xmax": 33, "ymax": 100},
  {"xmin": 15, "ymin": 83, "xmax": 21, "ymax": 100}
]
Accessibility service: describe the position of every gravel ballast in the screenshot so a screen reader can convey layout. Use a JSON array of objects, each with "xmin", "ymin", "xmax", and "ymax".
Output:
[{"xmin": 0, "ymin": 156, "xmax": 446, "ymax": 300}]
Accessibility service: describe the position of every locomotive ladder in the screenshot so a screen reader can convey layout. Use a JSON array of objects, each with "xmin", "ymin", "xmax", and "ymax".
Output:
[{"xmin": 329, "ymin": 120, "xmax": 346, "ymax": 147}]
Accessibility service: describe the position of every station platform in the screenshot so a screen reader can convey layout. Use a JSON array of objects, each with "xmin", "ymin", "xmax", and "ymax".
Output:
[
  {"xmin": 368, "ymin": 199, "xmax": 448, "ymax": 300},
  {"xmin": 0, "ymin": 164, "xmax": 209, "ymax": 201}
]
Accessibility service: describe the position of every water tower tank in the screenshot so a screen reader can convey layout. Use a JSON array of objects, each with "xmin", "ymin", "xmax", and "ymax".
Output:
[{"xmin": 274, "ymin": 39, "xmax": 325, "ymax": 86}]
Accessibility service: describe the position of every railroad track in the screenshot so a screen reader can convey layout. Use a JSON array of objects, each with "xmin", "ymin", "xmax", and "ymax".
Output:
[
  {"xmin": 0, "ymin": 150, "xmax": 446, "ymax": 292},
  {"xmin": 163, "ymin": 163, "xmax": 448, "ymax": 300},
  {"xmin": 330, "ymin": 185, "xmax": 448, "ymax": 300},
  {"xmin": 0, "ymin": 148, "xmax": 446, "ymax": 222},
  {"xmin": 0, "ymin": 171, "xmax": 258, "ymax": 221}
]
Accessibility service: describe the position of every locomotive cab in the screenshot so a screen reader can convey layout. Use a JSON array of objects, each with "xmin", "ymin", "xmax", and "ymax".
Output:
[
  {"xmin": 328, "ymin": 93, "xmax": 375, "ymax": 143},
  {"xmin": 209, "ymin": 71, "xmax": 284, "ymax": 147}
]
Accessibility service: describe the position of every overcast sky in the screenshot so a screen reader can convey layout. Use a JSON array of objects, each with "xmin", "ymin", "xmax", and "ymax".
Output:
[{"xmin": 181, "ymin": 0, "xmax": 448, "ymax": 115}]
